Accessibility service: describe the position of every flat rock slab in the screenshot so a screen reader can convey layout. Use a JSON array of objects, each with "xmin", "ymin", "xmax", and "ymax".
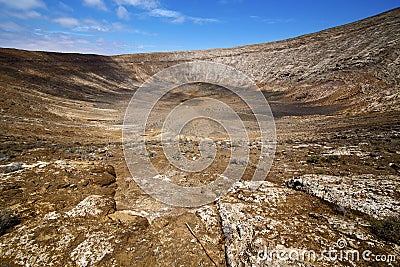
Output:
[
  {"xmin": 287, "ymin": 174, "xmax": 400, "ymax": 219},
  {"xmin": 216, "ymin": 181, "xmax": 400, "ymax": 266}
]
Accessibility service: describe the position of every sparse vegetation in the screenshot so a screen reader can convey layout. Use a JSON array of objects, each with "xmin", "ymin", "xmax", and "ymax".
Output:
[
  {"xmin": 334, "ymin": 204, "xmax": 348, "ymax": 216},
  {"xmin": 370, "ymin": 215, "xmax": 400, "ymax": 245},
  {"xmin": 307, "ymin": 155, "xmax": 340, "ymax": 164},
  {"xmin": 0, "ymin": 209, "xmax": 20, "ymax": 235}
]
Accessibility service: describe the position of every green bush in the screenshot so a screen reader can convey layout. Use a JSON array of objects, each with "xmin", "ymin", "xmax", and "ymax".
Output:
[
  {"xmin": 0, "ymin": 209, "xmax": 20, "ymax": 235},
  {"xmin": 307, "ymin": 155, "xmax": 340, "ymax": 164},
  {"xmin": 370, "ymin": 216, "xmax": 400, "ymax": 245}
]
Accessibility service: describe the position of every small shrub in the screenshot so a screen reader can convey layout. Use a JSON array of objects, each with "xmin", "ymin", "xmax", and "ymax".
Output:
[
  {"xmin": 370, "ymin": 216, "xmax": 400, "ymax": 245},
  {"xmin": 307, "ymin": 155, "xmax": 340, "ymax": 164},
  {"xmin": 0, "ymin": 209, "xmax": 20, "ymax": 235},
  {"xmin": 334, "ymin": 204, "xmax": 347, "ymax": 216},
  {"xmin": 307, "ymin": 155, "xmax": 323, "ymax": 164},
  {"xmin": 326, "ymin": 155, "xmax": 340, "ymax": 163}
]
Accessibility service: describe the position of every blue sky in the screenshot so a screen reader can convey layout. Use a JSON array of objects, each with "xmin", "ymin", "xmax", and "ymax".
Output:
[{"xmin": 0, "ymin": 0, "xmax": 399, "ymax": 55}]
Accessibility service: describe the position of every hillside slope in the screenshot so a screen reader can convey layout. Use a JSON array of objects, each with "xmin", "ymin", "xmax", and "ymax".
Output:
[
  {"xmin": 0, "ymin": 8, "xmax": 398, "ymax": 128},
  {"xmin": 115, "ymin": 7, "xmax": 400, "ymax": 113}
]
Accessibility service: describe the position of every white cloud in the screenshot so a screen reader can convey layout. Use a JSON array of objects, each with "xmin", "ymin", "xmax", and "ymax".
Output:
[
  {"xmin": 83, "ymin": 0, "xmax": 107, "ymax": 10},
  {"xmin": 59, "ymin": 2, "xmax": 74, "ymax": 12},
  {"xmin": 52, "ymin": 17, "xmax": 112, "ymax": 32},
  {"xmin": 114, "ymin": 0, "xmax": 218, "ymax": 25},
  {"xmin": 0, "ymin": 21, "xmax": 26, "ymax": 32},
  {"xmin": 52, "ymin": 17, "xmax": 142, "ymax": 34},
  {"xmin": 189, "ymin": 17, "xmax": 220, "ymax": 24},
  {"xmin": 0, "ymin": 24, "xmax": 159, "ymax": 54},
  {"xmin": 147, "ymin": 8, "xmax": 219, "ymax": 24},
  {"xmin": 53, "ymin": 17, "xmax": 80, "ymax": 28},
  {"xmin": 0, "ymin": 0, "xmax": 45, "ymax": 10},
  {"xmin": 0, "ymin": 29, "xmax": 118, "ymax": 54},
  {"xmin": 171, "ymin": 16, "xmax": 185, "ymax": 24},
  {"xmin": 77, "ymin": 18, "xmax": 110, "ymax": 32},
  {"xmin": 0, "ymin": 2, "xmax": 155, "ymax": 55},
  {"xmin": 149, "ymin": 8, "xmax": 180, "ymax": 18},
  {"xmin": 115, "ymin": 0, "xmax": 159, "ymax": 9},
  {"xmin": 111, "ymin": 22, "xmax": 126, "ymax": 31},
  {"xmin": 7, "ymin": 10, "xmax": 42, "ymax": 20},
  {"xmin": 117, "ymin": 6, "xmax": 130, "ymax": 20}
]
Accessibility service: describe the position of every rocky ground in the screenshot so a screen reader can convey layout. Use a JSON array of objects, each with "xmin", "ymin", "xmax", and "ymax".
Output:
[
  {"xmin": 1, "ymin": 8, "xmax": 400, "ymax": 267},
  {"xmin": 1, "ymin": 111, "xmax": 399, "ymax": 266}
]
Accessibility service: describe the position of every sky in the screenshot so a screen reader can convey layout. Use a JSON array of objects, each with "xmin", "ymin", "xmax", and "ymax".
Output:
[{"xmin": 0, "ymin": 0, "xmax": 399, "ymax": 55}]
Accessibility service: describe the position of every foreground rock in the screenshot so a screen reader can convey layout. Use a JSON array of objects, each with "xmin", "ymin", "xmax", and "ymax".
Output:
[
  {"xmin": 287, "ymin": 174, "xmax": 400, "ymax": 219},
  {"xmin": 0, "ymin": 158, "xmax": 226, "ymax": 266},
  {"xmin": 0, "ymin": 195, "xmax": 117, "ymax": 266},
  {"xmin": 216, "ymin": 181, "xmax": 399, "ymax": 267}
]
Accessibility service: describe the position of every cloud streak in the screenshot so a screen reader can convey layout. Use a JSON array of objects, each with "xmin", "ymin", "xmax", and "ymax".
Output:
[
  {"xmin": 0, "ymin": 29, "xmax": 116, "ymax": 54},
  {"xmin": 0, "ymin": 24, "xmax": 151, "ymax": 55},
  {"xmin": 149, "ymin": 8, "xmax": 180, "ymax": 18},
  {"xmin": 147, "ymin": 8, "xmax": 220, "ymax": 24},
  {"xmin": 117, "ymin": 5, "xmax": 130, "ymax": 20},
  {"xmin": 53, "ymin": 17, "xmax": 80, "ymax": 28},
  {"xmin": 115, "ymin": 0, "xmax": 159, "ymax": 9},
  {"xmin": 0, "ymin": 0, "xmax": 45, "ymax": 10},
  {"xmin": 52, "ymin": 17, "xmax": 130, "ymax": 33},
  {"xmin": 6, "ymin": 10, "xmax": 42, "ymax": 20},
  {"xmin": 114, "ymin": 1, "xmax": 220, "ymax": 25},
  {"xmin": 83, "ymin": 0, "xmax": 107, "ymax": 11}
]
